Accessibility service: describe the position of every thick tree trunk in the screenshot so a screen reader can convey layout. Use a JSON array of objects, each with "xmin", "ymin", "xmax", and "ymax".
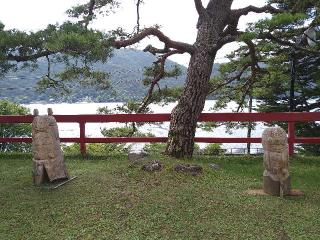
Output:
[
  {"xmin": 165, "ymin": 0, "xmax": 233, "ymax": 158},
  {"xmin": 166, "ymin": 50, "xmax": 215, "ymax": 158}
]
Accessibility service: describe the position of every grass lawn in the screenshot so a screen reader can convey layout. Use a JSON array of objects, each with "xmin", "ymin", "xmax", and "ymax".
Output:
[{"xmin": 0, "ymin": 153, "xmax": 319, "ymax": 239}]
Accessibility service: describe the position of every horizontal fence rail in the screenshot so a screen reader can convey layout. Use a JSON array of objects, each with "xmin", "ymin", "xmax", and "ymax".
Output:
[{"xmin": 1, "ymin": 112, "xmax": 320, "ymax": 156}]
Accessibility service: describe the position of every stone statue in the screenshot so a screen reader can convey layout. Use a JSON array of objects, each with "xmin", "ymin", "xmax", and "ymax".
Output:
[
  {"xmin": 32, "ymin": 108, "xmax": 69, "ymax": 186},
  {"xmin": 262, "ymin": 127, "xmax": 291, "ymax": 197}
]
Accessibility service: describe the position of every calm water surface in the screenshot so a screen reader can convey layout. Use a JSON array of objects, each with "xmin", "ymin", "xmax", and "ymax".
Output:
[{"xmin": 24, "ymin": 100, "xmax": 266, "ymax": 152}]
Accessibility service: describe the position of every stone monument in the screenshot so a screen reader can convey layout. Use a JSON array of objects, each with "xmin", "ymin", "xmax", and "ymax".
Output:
[
  {"xmin": 32, "ymin": 108, "xmax": 69, "ymax": 186},
  {"xmin": 262, "ymin": 127, "xmax": 291, "ymax": 197}
]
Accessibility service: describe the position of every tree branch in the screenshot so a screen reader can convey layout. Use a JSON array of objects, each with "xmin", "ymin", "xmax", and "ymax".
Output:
[
  {"xmin": 265, "ymin": 33, "xmax": 320, "ymax": 55},
  {"xmin": 136, "ymin": 0, "xmax": 143, "ymax": 33},
  {"xmin": 233, "ymin": 4, "xmax": 282, "ymax": 18},
  {"xmin": 45, "ymin": 55, "xmax": 51, "ymax": 78},
  {"xmin": 6, "ymin": 50, "xmax": 54, "ymax": 62},
  {"xmin": 295, "ymin": 101, "xmax": 320, "ymax": 112},
  {"xmin": 210, "ymin": 39, "xmax": 264, "ymax": 95},
  {"xmin": 209, "ymin": 63, "xmax": 251, "ymax": 94},
  {"xmin": 244, "ymin": 39, "xmax": 260, "ymax": 69},
  {"xmin": 216, "ymin": 34, "xmax": 237, "ymax": 49},
  {"xmin": 194, "ymin": 0, "xmax": 205, "ymax": 15},
  {"xmin": 143, "ymin": 45, "xmax": 169, "ymax": 55},
  {"xmin": 138, "ymin": 50, "xmax": 183, "ymax": 113},
  {"xmin": 75, "ymin": 0, "xmax": 96, "ymax": 28},
  {"xmin": 85, "ymin": 0, "xmax": 96, "ymax": 28},
  {"xmin": 113, "ymin": 27, "xmax": 194, "ymax": 54}
]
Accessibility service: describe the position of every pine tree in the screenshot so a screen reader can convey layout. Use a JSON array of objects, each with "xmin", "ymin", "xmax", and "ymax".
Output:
[
  {"xmin": 209, "ymin": 0, "xmax": 320, "ymax": 154},
  {"xmin": 1, "ymin": 0, "xmax": 318, "ymax": 157}
]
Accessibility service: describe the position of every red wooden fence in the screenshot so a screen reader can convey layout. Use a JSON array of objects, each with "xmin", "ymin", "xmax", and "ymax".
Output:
[{"xmin": 0, "ymin": 112, "xmax": 320, "ymax": 156}]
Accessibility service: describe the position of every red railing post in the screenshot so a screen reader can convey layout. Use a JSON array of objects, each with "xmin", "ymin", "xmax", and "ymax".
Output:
[
  {"xmin": 79, "ymin": 121, "xmax": 86, "ymax": 156},
  {"xmin": 288, "ymin": 122, "xmax": 295, "ymax": 156}
]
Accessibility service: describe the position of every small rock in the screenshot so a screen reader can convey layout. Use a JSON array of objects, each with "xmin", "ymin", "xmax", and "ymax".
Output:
[
  {"xmin": 173, "ymin": 164, "xmax": 203, "ymax": 176},
  {"xmin": 209, "ymin": 163, "xmax": 221, "ymax": 170},
  {"xmin": 141, "ymin": 160, "xmax": 164, "ymax": 172},
  {"xmin": 128, "ymin": 152, "xmax": 148, "ymax": 161}
]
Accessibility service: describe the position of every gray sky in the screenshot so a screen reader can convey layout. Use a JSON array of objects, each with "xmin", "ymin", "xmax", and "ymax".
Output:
[{"xmin": 0, "ymin": 0, "xmax": 269, "ymax": 65}]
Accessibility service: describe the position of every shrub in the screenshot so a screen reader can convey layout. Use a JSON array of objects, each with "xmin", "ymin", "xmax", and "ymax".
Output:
[
  {"xmin": 62, "ymin": 143, "xmax": 130, "ymax": 156},
  {"xmin": 101, "ymin": 127, "xmax": 154, "ymax": 138},
  {"xmin": 143, "ymin": 143, "xmax": 201, "ymax": 155},
  {"xmin": 143, "ymin": 143, "xmax": 167, "ymax": 155},
  {"xmin": 0, "ymin": 100, "xmax": 31, "ymax": 152},
  {"xmin": 203, "ymin": 143, "xmax": 225, "ymax": 155}
]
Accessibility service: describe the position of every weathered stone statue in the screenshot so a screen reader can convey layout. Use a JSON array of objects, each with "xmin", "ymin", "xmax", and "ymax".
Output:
[
  {"xmin": 32, "ymin": 108, "xmax": 69, "ymax": 186},
  {"xmin": 262, "ymin": 127, "xmax": 291, "ymax": 197}
]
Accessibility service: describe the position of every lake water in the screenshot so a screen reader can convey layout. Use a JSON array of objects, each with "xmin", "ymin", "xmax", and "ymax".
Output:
[{"xmin": 24, "ymin": 100, "xmax": 267, "ymax": 153}]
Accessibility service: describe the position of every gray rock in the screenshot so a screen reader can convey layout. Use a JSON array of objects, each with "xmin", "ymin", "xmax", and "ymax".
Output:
[
  {"xmin": 141, "ymin": 160, "xmax": 163, "ymax": 172},
  {"xmin": 209, "ymin": 163, "xmax": 221, "ymax": 170},
  {"xmin": 173, "ymin": 164, "xmax": 203, "ymax": 176}
]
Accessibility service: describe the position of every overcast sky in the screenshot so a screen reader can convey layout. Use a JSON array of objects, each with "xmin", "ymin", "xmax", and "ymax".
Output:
[{"xmin": 0, "ymin": 0, "xmax": 269, "ymax": 65}]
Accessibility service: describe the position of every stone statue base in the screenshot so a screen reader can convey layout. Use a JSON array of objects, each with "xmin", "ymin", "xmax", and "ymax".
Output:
[
  {"xmin": 247, "ymin": 188, "xmax": 303, "ymax": 197},
  {"xmin": 263, "ymin": 175, "xmax": 291, "ymax": 196},
  {"xmin": 33, "ymin": 160, "xmax": 50, "ymax": 186},
  {"xmin": 33, "ymin": 160, "xmax": 69, "ymax": 186}
]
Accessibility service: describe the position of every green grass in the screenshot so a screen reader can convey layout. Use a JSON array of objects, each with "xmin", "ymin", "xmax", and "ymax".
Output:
[{"xmin": 0, "ymin": 153, "xmax": 319, "ymax": 239}]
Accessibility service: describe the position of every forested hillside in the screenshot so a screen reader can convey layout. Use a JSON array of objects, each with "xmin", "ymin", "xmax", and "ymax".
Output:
[{"xmin": 1, "ymin": 49, "xmax": 219, "ymax": 103}]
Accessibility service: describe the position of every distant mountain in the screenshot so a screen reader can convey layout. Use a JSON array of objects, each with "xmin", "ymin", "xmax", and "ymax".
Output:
[{"xmin": 0, "ymin": 49, "xmax": 220, "ymax": 103}]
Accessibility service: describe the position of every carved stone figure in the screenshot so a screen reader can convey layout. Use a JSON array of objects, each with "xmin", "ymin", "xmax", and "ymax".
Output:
[
  {"xmin": 32, "ymin": 108, "xmax": 69, "ymax": 185},
  {"xmin": 262, "ymin": 127, "xmax": 291, "ymax": 196}
]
